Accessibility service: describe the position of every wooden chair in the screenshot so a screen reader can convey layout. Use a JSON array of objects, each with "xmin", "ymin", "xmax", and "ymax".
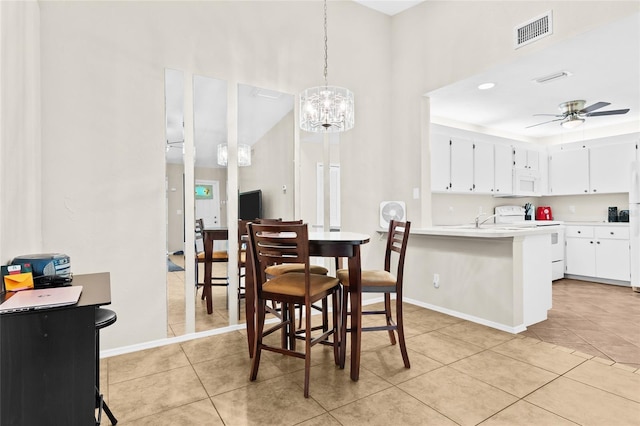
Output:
[
  {"xmin": 195, "ymin": 218, "xmax": 229, "ymax": 304},
  {"xmin": 337, "ymin": 220, "xmax": 411, "ymax": 369},
  {"xmin": 261, "ymin": 220, "xmax": 329, "ymax": 329},
  {"xmin": 247, "ymin": 222, "xmax": 341, "ymax": 398}
]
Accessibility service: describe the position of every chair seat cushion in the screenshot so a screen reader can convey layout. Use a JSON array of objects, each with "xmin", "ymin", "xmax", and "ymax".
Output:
[
  {"xmin": 337, "ymin": 269, "xmax": 397, "ymax": 292},
  {"xmin": 265, "ymin": 263, "xmax": 328, "ymax": 276},
  {"xmin": 197, "ymin": 251, "xmax": 229, "ymax": 261},
  {"xmin": 262, "ymin": 273, "xmax": 339, "ymax": 298}
]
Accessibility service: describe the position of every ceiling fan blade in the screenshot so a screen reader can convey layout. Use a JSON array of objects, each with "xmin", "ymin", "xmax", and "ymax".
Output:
[
  {"xmin": 585, "ymin": 108, "xmax": 630, "ymax": 117},
  {"xmin": 525, "ymin": 118, "xmax": 564, "ymax": 128},
  {"xmin": 579, "ymin": 101, "xmax": 610, "ymax": 114},
  {"xmin": 533, "ymin": 113, "xmax": 564, "ymax": 117}
]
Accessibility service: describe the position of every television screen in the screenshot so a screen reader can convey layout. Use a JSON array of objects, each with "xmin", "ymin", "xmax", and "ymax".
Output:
[{"xmin": 239, "ymin": 190, "xmax": 262, "ymax": 220}]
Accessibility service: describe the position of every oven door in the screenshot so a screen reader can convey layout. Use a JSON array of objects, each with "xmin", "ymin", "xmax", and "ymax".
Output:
[{"xmin": 549, "ymin": 227, "xmax": 565, "ymax": 280}]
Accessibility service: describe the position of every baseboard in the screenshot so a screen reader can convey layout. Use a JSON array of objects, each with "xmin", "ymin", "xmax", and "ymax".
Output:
[{"xmin": 403, "ymin": 297, "xmax": 526, "ymax": 334}]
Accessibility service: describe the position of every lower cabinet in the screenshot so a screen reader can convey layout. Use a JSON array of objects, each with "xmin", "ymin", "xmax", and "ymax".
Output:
[{"xmin": 565, "ymin": 225, "xmax": 631, "ymax": 283}]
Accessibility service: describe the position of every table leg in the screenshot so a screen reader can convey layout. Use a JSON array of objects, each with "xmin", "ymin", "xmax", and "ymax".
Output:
[
  {"xmin": 348, "ymin": 246, "xmax": 362, "ymax": 381},
  {"xmin": 203, "ymin": 235, "xmax": 214, "ymax": 315}
]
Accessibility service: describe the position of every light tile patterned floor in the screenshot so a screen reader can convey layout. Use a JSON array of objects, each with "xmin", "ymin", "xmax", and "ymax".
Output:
[
  {"xmin": 101, "ymin": 274, "xmax": 640, "ymax": 425},
  {"xmin": 523, "ymin": 279, "xmax": 640, "ymax": 369}
]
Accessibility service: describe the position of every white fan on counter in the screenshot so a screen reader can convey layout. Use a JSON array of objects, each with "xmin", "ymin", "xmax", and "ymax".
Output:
[{"xmin": 379, "ymin": 201, "xmax": 406, "ymax": 228}]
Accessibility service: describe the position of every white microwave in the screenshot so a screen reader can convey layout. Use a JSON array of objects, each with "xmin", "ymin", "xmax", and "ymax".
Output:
[{"xmin": 513, "ymin": 168, "xmax": 541, "ymax": 196}]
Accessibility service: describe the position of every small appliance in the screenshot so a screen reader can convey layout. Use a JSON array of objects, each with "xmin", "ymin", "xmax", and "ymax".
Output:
[
  {"xmin": 10, "ymin": 253, "xmax": 71, "ymax": 287},
  {"xmin": 535, "ymin": 206, "xmax": 553, "ymax": 220},
  {"xmin": 608, "ymin": 206, "xmax": 618, "ymax": 222},
  {"xmin": 619, "ymin": 210, "xmax": 629, "ymax": 222}
]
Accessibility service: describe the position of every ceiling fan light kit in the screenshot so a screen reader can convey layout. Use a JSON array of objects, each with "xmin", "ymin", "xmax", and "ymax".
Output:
[
  {"xmin": 527, "ymin": 99, "xmax": 630, "ymax": 129},
  {"xmin": 561, "ymin": 115, "xmax": 585, "ymax": 129}
]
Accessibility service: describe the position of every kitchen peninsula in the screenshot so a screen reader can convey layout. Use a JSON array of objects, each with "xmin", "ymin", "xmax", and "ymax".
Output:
[{"xmin": 402, "ymin": 225, "xmax": 559, "ymax": 333}]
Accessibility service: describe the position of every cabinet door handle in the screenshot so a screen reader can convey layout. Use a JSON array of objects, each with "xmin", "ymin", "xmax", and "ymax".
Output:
[
  {"xmin": 590, "ymin": 241, "xmax": 594, "ymax": 244},
  {"xmin": 577, "ymin": 230, "xmax": 581, "ymax": 234},
  {"xmin": 610, "ymin": 231, "xmax": 614, "ymax": 235},
  {"xmin": 597, "ymin": 241, "xmax": 601, "ymax": 244}
]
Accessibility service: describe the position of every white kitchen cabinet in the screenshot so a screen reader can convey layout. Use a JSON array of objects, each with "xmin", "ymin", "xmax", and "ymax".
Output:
[
  {"xmin": 514, "ymin": 147, "xmax": 540, "ymax": 171},
  {"xmin": 565, "ymin": 226, "xmax": 596, "ymax": 277},
  {"xmin": 473, "ymin": 140, "xmax": 495, "ymax": 194},
  {"xmin": 565, "ymin": 225, "xmax": 631, "ymax": 283},
  {"xmin": 589, "ymin": 142, "xmax": 637, "ymax": 194},
  {"xmin": 594, "ymin": 227, "xmax": 631, "ymax": 281},
  {"xmin": 431, "ymin": 133, "xmax": 495, "ymax": 194},
  {"xmin": 548, "ymin": 148, "xmax": 590, "ymax": 195},
  {"xmin": 431, "ymin": 133, "xmax": 451, "ymax": 192},
  {"xmin": 450, "ymin": 137, "xmax": 474, "ymax": 193},
  {"xmin": 494, "ymin": 144, "xmax": 513, "ymax": 195}
]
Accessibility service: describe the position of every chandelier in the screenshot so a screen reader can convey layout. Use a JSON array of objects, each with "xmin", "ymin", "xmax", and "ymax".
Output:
[
  {"xmin": 299, "ymin": 0, "xmax": 354, "ymax": 133},
  {"xmin": 217, "ymin": 144, "xmax": 251, "ymax": 167}
]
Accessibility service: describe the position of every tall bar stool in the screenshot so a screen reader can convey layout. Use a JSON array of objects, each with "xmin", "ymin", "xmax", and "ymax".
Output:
[{"xmin": 95, "ymin": 308, "xmax": 118, "ymax": 425}]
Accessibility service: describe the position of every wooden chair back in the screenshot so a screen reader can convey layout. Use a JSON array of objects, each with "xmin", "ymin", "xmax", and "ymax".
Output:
[
  {"xmin": 247, "ymin": 222, "xmax": 310, "ymax": 298},
  {"xmin": 384, "ymin": 220, "xmax": 411, "ymax": 289}
]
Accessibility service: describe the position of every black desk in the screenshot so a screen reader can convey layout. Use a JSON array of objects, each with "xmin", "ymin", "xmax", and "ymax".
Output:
[{"xmin": 0, "ymin": 272, "xmax": 112, "ymax": 426}]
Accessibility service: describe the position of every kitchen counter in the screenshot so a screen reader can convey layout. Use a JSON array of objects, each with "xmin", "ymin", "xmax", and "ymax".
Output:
[
  {"xmin": 563, "ymin": 221, "xmax": 629, "ymax": 227},
  {"xmin": 402, "ymin": 225, "xmax": 555, "ymax": 333},
  {"xmin": 412, "ymin": 223, "xmax": 561, "ymax": 238}
]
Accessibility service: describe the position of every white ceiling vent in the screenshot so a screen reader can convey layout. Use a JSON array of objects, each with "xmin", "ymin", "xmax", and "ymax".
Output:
[{"xmin": 514, "ymin": 10, "xmax": 553, "ymax": 49}]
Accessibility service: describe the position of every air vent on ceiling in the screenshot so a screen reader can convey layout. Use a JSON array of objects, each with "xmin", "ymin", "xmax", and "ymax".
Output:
[
  {"xmin": 514, "ymin": 10, "xmax": 553, "ymax": 49},
  {"xmin": 251, "ymin": 87, "xmax": 282, "ymax": 101}
]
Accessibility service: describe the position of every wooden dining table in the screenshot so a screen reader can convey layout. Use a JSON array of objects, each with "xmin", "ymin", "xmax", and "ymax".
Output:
[{"xmin": 244, "ymin": 231, "xmax": 371, "ymax": 381}]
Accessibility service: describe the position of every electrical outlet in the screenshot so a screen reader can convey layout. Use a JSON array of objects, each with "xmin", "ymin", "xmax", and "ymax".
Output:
[{"xmin": 433, "ymin": 273, "xmax": 440, "ymax": 288}]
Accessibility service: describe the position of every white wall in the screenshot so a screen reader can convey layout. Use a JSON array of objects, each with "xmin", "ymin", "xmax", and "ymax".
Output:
[
  {"xmin": 0, "ymin": 0, "xmax": 42, "ymax": 263},
  {"xmin": 36, "ymin": 1, "xmax": 391, "ymax": 349},
  {"xmin": 4, "ymin": 1, "xmax": 637, "ymax": 350}
]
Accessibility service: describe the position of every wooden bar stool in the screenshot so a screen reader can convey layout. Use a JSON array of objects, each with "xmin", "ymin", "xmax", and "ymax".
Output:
[{"xmin": 95, "ymin": 308, "xmax": 118, "ymax": 425}]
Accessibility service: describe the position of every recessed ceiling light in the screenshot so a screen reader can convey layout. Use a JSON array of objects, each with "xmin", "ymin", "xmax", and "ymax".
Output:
[{"xmin": 477, "ymin": 82, "xmax": 495, "ymax": 90}]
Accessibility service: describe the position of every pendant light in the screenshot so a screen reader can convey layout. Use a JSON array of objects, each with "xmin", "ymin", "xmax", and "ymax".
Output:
[
  {"xmin": 300, "ymin": 0, "xmax": 354, "ymax": 133},
  {"xmin": 217, "ymin": 143, "xmax": 251, "ymax": 167}
]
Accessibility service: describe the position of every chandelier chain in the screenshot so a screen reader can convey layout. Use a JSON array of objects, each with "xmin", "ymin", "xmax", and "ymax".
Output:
[{"xmin": 323, "ymin": 0, "xmax": 328, "ymax": 87}]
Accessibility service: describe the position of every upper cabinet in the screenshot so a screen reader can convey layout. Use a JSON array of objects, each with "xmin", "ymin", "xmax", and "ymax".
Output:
[
  {"xmin": 431, "ymin": 125, "xmax": 639, "ymax": 198},
  {"xmin": 513, "ymin": 147, "xmax": 540, "ymax": 171},
  {"xmin": 431, "ymin": 132, "xmax": 499, "ymax": 194},
  {"xmin": 450, "ymin": 137, "xmax": 474, "ymax": 193},
  {"xmin": 548, "ymin": 147, "xmax": 590, "ymax": 195},
  {"xmin": 548, "ymin": 135, "xmax": 639, "ymax": 195},
  {"xmin": 494, "ymin": 144, "xmax": 513, "ymax": 195},
  {"xmin": 431, "ymin": 133, "xmax": 452, "ymax": 192},
  {"xmin": 589, "ymin": 142, "xmax": 637, "ymax": 193},
  {"xmin": 473, "ymin": 140, "xmax": 495, "ymax": 194}
]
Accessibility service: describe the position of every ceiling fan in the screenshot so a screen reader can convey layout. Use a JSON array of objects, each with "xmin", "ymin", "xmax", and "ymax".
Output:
[{"xmin": 527, "ymin": 100, "xmax": 630, "ymax": 129}]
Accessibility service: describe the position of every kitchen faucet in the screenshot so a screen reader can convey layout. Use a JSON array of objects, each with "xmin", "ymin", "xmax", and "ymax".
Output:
[{"xmin": 474, "ymin": 213, "xmax": 498, "ymax": 228}]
